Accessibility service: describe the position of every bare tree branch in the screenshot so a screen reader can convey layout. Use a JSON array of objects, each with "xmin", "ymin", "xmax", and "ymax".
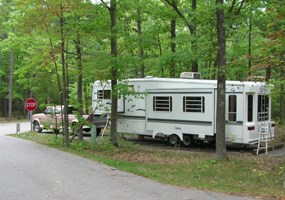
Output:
[
  {"xmin": 100, "ymin": 0, "xmax": 110, "ymax": 11},
  {"xmin": 236, "ymin": 0, "xmax": 246, "ymax": 15},
  {"xmin": 162, "ymin": 0, "xmax": 194, "ymax": 34},
  {"xmin": 228, "ymin": 0, "xmax": 246, "ymax": 15},
  {"xmin": 229, "ymin": 0, "xmax": 236, "ymax": 13}
]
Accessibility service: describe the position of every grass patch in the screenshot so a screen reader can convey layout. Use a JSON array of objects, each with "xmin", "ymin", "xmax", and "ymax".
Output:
[{"xmin": 10, "ymin": 132, "xmax": 285, "ymax": 199}]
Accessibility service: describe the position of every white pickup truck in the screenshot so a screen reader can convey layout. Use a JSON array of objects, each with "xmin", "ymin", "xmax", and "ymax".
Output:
[{"xmin": 32, "ymin": 105, "xmax": 108, "ymax": 135}]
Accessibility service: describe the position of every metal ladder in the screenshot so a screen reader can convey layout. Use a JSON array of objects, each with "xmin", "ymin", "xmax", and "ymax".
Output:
[
  {"xmin": 101, "ymin": 117, "xmax": 110, "ymax": 138},
  {"xmin": 256, "ymin": 90, "xmax": 274, "ymax": 155},
  {"xmin": 256, "ymin": 123, "xmax": 274, "ymax": 155}
]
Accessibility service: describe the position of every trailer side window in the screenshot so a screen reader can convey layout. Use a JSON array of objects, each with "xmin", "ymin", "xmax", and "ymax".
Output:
[
  {"xmin": 247, "ymin": 95, "xmax": 253, "ymax": 122},
  {"xmin": 153, "ymin": 96, "xmax": 172, "ymax": 112},
  {"xmin": 258, "ymin": 95, "xmax": 269, "ymax": 121},
  {"xmin": 183, "ymin": 96, "xmax": 205, "ymax": 113},
  {"xmin": 97, "ymin": 90, "xmax": 111, "ymax": 100},
  {"xmin": 228, "ymin": 95, "xmax": 237, "ymax": 122}
]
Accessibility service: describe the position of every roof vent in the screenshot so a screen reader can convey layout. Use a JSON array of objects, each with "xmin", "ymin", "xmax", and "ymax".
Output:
[{"xmin": 180, "ymin": 72, "xmax": 201, "ymax": 79}]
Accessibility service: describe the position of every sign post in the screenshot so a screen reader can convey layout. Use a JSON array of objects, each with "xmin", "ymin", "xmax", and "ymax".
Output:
[{"xmin": 25, "ymin": 98, "xmax": 37, "ymax": 131}]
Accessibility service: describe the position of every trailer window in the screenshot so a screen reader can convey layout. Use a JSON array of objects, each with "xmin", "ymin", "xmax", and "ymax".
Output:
[
  {"xmin": 97, "ymin": 90, "xmax": 111, "ymax": 100},
  {"xmin": 258, "ymin": 95, "xmax": 269, "ymax": 121},
  {"xmin": 153, "ymin": 96, "xmax": 172, "ymax": 112},
  {"xmin": 183, "ymin": 96, "xmax": 205, "ymax": 113},
  {"xmin": 247, "ymin": 95, "xmax": 253, "ymax": 122},
  {"xmin": 228, "ymin": 95, "xmax": 237, "ymax": 122}
]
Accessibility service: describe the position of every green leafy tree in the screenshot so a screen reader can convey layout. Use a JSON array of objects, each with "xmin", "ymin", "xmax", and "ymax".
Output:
[
  {"xmin": 264, "ymin": 1, "xmax": 285, "ymax": 124},
  {"xmin": 13, "ymin": 0, "xmax": 99, "ymax": 145}
]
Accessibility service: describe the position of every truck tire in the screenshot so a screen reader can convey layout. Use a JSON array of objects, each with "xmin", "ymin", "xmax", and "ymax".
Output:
[
  {"xmin": 33, "ymin": 121, "xmax": 42, "ymax": 133},
  {"xmin": 182, "ymin": 135, "xmax": 192, "ymax": 146},
  {"xmin": 167, "ymin": 134, "xmax": 180, "ymax": 146}
]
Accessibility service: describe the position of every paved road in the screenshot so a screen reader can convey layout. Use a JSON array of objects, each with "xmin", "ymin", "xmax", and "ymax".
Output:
[
  {"xmin": 0, "ymin": 122, "xmax": 257, "ymax": 200},
  {"xmin": 0, "ymin": 121, "xmax": 31, "ymax": 136}
]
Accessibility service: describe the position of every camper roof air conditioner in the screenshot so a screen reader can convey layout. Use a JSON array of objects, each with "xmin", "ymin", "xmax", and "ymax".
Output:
[{"xmin": 180, "ymin": 72, "xmax": 201, "ymax": 79}]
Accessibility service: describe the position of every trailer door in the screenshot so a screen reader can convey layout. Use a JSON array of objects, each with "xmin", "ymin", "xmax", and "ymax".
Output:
[{"xmin": 225, "ymin": 93, "xmax": 244, "ymax": 143}]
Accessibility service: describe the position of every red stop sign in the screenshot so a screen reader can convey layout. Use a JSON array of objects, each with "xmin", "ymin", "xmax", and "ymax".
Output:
[{"xmin": 25, "ymin": 98, "xmax": 37, "ymax": 111}]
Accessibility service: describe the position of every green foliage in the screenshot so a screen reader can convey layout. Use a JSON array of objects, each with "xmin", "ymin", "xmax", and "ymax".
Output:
[
  {"xmin": 48, "ymin": 135, "xmax": 63, "ymax": 146},
  {"xmin": 93, "ymin": 138, "xmax": 117, "ymax": 152},
  {"xmin": 0, "ymin": 0, "xmax": 284, "ymax": 120},
  {"xmin": 113, "ymin": 82, "xmax": 146, "ymax": 100},
  {"xmin": 68, "ymin": 83, "xmax": 92, "ymax": 113},
  {"xmin": 70, "ymin": 140, "xmax": 92, "ymax": 151}
]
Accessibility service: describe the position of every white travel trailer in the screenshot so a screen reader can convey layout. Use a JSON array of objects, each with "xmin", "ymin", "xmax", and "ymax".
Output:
[{"xmin": 92, "ymin": 73, "xmax": 275, "ymax": 146}]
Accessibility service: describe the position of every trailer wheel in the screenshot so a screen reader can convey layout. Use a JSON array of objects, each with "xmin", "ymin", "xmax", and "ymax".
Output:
[
  {"xmin": 168, "ymin": 134, "xmax": 180, "ymax": 146},
  {"xmin": 182, "ymin": 135, "xmax": 191, "ymax": 146},
  {"xmin": 138, "ymin": 135, "xmax": 144, "ymax": 140}
]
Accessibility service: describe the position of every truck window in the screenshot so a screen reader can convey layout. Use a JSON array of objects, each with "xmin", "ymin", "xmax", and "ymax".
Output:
[
  {"xmin": 54, "ymin": 108, "xmax": 61, "ymax": 114},
  {"xmin": 183, "ymin": 96, "xmax": 205, "ymax": 113},
  {"xmin": 228, "ymin": 95, "xmax": 237, "ymax": 122},
  {"xmin": 153, "ymin": 96, "xmax": 172, "ymax": 112},
  {"xmin": 45, "ymin": 107, "xmax": 53, "ymax": 114}
]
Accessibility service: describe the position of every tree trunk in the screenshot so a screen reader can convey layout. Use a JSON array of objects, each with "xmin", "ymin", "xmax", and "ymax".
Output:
[
  {"xmin": 215, "ymin": 0, "xmax": 229, "ymax": 161},
  {"xmin": 170, "ymin": 19, "xmax": 176, "ymax": 78},
  {"xmin": 265, "ymin": 65, "xmax": 271, "ymax": 81},
  {"xmin": 137, "ymin": 2, "xmax": 145, "ymax": 78},
  {"xmin": 280, "ymin": 84, "xmax": 284, "ymax": 125},
  {"xmin": 84, "ymin": 83, "xmax": 89, "ymax": 114},
  {"xmin": 8, "ymin": 48, "xmax": 14, "ymax": 121},
  {"xmin": 248, "ymin": 1, "xmax": 252, "ymax": 76},
  {"xmin": 157, "ymin": 33, "xmax": 164, "ymax": 76},
  {"xmin": 46, "ymin": 29, "xmax": 62, "ymax": 104},
  {"xmin": 60, "ymin": 4, "xmax": 69, "ymax": 147},
  {"xmin": 280, "ymin": 69, "xmax": 285, "ymax": 125},
  {"xmin": 109, "ymin": 0, "xmax": 118, "ymax": 146},
  {"xmin": 75, "ymin": 34, "xmax": 84, "ymax": 140},
  {"xmin": 191, "ymin": 0, "xmax": 198, "ymax": 72}
]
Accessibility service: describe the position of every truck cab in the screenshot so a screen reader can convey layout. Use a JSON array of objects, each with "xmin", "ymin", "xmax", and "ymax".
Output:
[{"xmin": 32, "ymin": 105, "xmax": 95, "ymax": 134}]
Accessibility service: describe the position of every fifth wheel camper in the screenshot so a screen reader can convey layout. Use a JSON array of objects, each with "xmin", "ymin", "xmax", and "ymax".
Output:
[{"xmin": 92, "ymin": 74, "xmax": 275, "ymax": 146}]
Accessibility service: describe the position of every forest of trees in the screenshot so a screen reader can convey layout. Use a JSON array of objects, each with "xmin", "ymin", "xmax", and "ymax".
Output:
[{"xmin": 0, "ymin": 0, "xmax": 284, "ymax": 147}]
